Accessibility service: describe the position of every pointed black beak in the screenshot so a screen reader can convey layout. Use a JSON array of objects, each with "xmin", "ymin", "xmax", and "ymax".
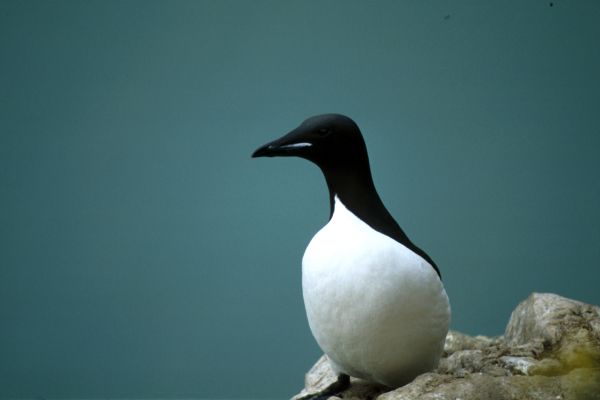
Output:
[
  {"xmin": 251, "ymin": 129, "xmax": 313, "ymax": 158},
  {"xmin": 251, "ymin": 142, "xmax": 277, "ymax": 158}
]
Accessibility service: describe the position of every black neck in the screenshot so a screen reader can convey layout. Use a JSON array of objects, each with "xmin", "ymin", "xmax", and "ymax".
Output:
[{"xmin": 319, "ymin": 164, "xmax": 441, "ymax": 279}]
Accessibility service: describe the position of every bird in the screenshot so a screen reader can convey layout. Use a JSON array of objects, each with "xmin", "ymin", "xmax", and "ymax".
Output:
[{"xmin": 252, "ymin": 114, "xmax": 450, "ymax": 396}]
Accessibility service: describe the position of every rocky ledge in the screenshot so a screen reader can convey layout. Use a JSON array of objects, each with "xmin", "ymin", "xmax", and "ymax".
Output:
[{"xmin": 292, "ymin": 293, "xmax": 600, "ymax": 400}]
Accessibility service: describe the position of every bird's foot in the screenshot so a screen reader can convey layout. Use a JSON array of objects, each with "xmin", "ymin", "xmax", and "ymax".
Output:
[{"xmin": 296, "ymin": 374, "xmax": 350, "ymax": 400}]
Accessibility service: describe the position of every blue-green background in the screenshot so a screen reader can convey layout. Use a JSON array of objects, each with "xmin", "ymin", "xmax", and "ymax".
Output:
[{"xmin": 1, "ymin": 1, "xmax": 599, "ymax": 398}]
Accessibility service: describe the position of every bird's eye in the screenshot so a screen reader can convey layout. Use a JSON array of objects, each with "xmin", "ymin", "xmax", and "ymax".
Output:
[{"xmin": 317, "ymin": 128, "xmax": 331, "ymax": 136}]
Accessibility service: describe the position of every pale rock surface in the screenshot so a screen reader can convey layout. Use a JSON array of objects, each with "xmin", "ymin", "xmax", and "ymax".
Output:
[{"xmin": 292, "ymin": 293, "xmax": 600, "ymax": 400}]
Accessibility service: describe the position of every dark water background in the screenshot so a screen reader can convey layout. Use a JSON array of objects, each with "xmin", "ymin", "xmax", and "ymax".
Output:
[{"xmin": 1, "ymin": 1, "xmax": 599, "ymax": 398}]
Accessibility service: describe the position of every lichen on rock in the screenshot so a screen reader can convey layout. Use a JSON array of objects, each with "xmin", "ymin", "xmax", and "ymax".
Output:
[{"xmin": 292, "ymin": 293, "xmax": 600, "ymax": 400}]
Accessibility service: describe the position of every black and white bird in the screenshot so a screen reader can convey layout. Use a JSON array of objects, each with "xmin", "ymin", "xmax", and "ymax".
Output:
[{"xmin": 252, "ymin": 114, "xmax": 450, "ymax": 394}]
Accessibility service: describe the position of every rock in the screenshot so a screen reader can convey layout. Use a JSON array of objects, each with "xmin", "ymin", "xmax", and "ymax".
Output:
[
  {"xmin": 292, "ymin": 356, "xmax": 388, "ymax": 400},
  {"xmin": 506, "ymin": 293, "xmax": 600, "ymax": 377},
  {"xmin": 499, "ymin": 355, "xmax": 537, "ymax": 375},
  {"xmin": 299, "ymin": 355, "xmax": 338, "ymax": 395},
  {"xmin": 442, "ymin": 330, "xmax": 501, "ymax": 354},
  {"xmin": 505, "ymin": 293, "xmax": 600, "ymax": 347},
  {"xmin": 292, "ymin": 293, "xmax": 600, "ymax": 400}
]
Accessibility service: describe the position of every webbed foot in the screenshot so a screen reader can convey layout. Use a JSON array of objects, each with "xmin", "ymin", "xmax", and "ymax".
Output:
[{"xmin": 296, "ymin": 374, "xmax": 350, "ymax": 400}]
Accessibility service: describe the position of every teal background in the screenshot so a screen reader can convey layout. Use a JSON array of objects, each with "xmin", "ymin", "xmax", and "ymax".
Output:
[{"xmin": 1, "ymin": 1, "xmax": 599, "ymax": 398}]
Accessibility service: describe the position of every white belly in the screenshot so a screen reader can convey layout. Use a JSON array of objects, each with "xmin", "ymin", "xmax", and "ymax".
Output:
[{"xmin": 302, "ymin": 197, "xmax": 451, "ymax": 387}]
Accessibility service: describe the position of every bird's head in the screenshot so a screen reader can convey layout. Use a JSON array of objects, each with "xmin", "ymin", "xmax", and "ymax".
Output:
[{"xmin": 252, "ymin": 114, "xmax": 369, "ymax": 170}]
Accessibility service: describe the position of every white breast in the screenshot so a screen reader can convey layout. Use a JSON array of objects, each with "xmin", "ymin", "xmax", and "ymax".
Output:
[{"xmin": 302, "ymin": 197, "xmax": 450, "ymax": 387}]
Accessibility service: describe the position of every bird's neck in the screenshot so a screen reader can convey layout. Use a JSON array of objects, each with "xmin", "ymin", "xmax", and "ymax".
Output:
[
  {"xmin": 320, "ymin": 164, "xmax": 386, "ymax": 222},
  {"xmin": 320, "ymin": 164, "xmax": 442, "ymax": 279}
]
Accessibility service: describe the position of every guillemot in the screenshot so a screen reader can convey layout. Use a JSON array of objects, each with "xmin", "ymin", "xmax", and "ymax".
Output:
[{"xmin": 252, "ymin": 114, "xmax": 450, "ymax": 394}]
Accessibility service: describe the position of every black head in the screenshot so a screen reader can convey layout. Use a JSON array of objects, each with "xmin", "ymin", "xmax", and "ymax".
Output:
[
  {"xmin": 252, "ymin": 113, "xmax": 442, "ymax": 279},
  {"xmin": 252, "ymin": 114, "xmax": 440, "ymax": 275},
  {"xmin": 251, "ymin": 114, "xmax": 369, "ymax": 170}
]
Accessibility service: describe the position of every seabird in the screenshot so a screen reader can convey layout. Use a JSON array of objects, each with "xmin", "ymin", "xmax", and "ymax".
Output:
[{"xmin": 252, "ymin": 114, "xmax": 450, "ymax": 395}]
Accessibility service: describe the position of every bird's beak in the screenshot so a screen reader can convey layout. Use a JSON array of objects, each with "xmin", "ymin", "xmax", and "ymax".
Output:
[{"xmin": 251, "ymin": 129, "xmax": 312, "ymax": 158}]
